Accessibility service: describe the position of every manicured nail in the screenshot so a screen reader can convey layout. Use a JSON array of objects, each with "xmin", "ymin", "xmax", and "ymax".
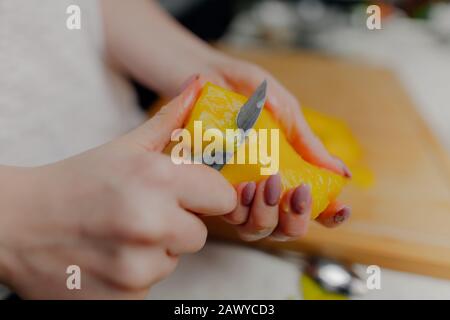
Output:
[
  {"xmin": 179, "ymin": 74, "xmax": 200, "ymax": 94},
  {"xmin": 342, "ymin": 164, "xmax": 352, "ymax": 179},
  {"xmin": 291, "ymin": 184, "xmax": 311, "ymax": 215},
  {"xmin": 333, "ymin": 207, "xmax": 351, "ymax": 224},
  {"xmin": 241, "ymin": 182, "xmax": 256, "ymax": 206},
  {"xmin": 332, "ymin": 156, "xmax": 352, "ymax": 178},
  {"xmin": 264, "ymin": 174, "xmax": 281, "ymax": 206},
  {"xmin": 180, "ymin": 75, "xmax": 201, "ymax": 110}
]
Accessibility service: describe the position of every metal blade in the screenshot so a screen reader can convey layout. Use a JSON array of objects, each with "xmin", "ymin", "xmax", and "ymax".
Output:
[
  {"xmin": 204, "ymin": 80, "xmax": 267, "ymax": 171},
  {"xmin": 236, "ymin": 80, "xmax": 267, "ymax": 132}
]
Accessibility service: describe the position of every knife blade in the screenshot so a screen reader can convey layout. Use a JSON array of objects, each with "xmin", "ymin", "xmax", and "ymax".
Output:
[
  {"xmin": 207, "ymin": 80, "xmax": 267, "ymax": 171},
  {"xmin": 236, "ymin": 79, "xmax": 267, "ymax": 132}
]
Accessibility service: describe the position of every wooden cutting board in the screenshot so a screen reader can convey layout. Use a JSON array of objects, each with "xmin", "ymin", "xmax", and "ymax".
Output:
[{"xmin": 205, "ymin": 48, "xmax": 450, "ymax": 279}]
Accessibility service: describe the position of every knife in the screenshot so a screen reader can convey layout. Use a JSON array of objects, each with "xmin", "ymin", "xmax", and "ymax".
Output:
[{"xmin": 207, "ymin": 80, "xmax": 267, "ymax": 171}]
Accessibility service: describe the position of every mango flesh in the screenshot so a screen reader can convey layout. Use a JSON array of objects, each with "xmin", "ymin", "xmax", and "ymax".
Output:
[
  {"xmin": 182, "ymin": 83, "xmax": 347, "ymax": 219},
  {"xmin": 303, "ymin": 108, "xmax": 374, "ymax": 188}
]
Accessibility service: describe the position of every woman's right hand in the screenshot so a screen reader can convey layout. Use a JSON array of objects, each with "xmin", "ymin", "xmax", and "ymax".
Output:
[{"xmin": 0, "ymin": 79, "xmax": 236, "ymax": 299}]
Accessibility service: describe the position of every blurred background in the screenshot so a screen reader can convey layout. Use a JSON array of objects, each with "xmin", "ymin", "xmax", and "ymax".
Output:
[
  {"xmin": 141, "ymin": 0, "xmax": 450, "ymax": 150},
  {"xmin": 146, "ymin": 0, "xmax": 450, "ymax": 300}
]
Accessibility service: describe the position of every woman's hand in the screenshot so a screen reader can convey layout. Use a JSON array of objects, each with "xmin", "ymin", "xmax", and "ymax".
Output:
[
  {"xmin": 101, "ymin": 0, "xmax": 351, "ymax": 243},
  {"xmin": 187, "ymin": 56, "xmax": 352, "ymax": 242},
  {"xmin": 0, "ymin": 80, "xmax": 236, "ymax": 299}
]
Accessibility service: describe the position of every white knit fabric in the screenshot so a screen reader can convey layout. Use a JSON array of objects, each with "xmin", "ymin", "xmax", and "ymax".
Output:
[
  {"xmin": 0, "ymin": 0, "xmax": 144, "ymax": 167},
  {"xmin": 0, "ymin": 0, "xmax": 145, "ymax": 298}
]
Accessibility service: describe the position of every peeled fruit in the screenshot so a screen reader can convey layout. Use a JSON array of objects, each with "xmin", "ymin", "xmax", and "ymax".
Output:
[
  {"xmin": 178, "ymin": 83, "xmax": 347, "ymax": 219},
  {"xmin": 303, "ymin": 108, "xmax": 374, "ymax": 188}
]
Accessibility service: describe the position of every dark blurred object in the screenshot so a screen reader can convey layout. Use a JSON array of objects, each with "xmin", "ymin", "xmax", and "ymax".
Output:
[
  {"xmin": 304, "ymin": 257, "xmax": 366, "ymax": 296},
  {"xmin": 163, "ymin": 0, "xmax": 234, "ymax": 41},
  {"xmin": 134, "ymin": 0, "xmax": 235, "ymax": 110}
]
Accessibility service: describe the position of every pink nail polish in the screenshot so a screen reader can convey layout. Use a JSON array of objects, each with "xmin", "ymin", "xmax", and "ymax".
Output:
[
  {"xmin": 342, "ymin": 164, "xmax": 352, "ymax": 179},
  {"xmin": 264, "ymin": 174, "xmax": 281, "ymax": 206},
  {"xmin": 333, "ymin": 207, "xmax": 351, "ymax": 224},
  {"xmin": 334, "ymin": 156, "xmax": 352, "ymax": 178},
  {"xmin": 179, "ymin": 74, "xmax": 200, "ymax": 94},
  {"xmin": 291, "ymin": 184, "xmax": 311, "ymax": 215},
  {"xmin": 241, "ymin": 182, "xmax": 256, "ymax": 206}
]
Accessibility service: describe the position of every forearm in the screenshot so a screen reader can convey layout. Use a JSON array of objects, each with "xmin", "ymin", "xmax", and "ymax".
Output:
[
  {"xmin": 101, "ymin": 0, "xmax": 223, "ymax": 96},
  {"xmin": 0, "ymin": 166, "xmax": 35, "ymax": 283}
]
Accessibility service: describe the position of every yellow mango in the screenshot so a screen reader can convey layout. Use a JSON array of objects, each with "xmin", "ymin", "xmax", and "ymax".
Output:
[
  {"xmin": 181, "ymin": 83, "xmax": 347, "ymax": 219},
  {"xmin": 303, "ymin": 108, "xmax": 374, "ymax": 188}
]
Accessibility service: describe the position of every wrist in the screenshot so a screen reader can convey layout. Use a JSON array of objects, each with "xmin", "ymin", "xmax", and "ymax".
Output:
[
  {"xmin": 161, "ymin": 44, "xmax": 233, "ymax": 97},
  {"xmin": 0, "ymin": 166, "xmax": 38, "ymax": 284}
]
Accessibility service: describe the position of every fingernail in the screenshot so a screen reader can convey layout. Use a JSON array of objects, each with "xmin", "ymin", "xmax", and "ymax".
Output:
[
  {"xmin": 333, "ymin": 207, "xmax": 351, "ymax": 224},
  {"xmin": 241, "ymin": 182, "xmax": 256, "ymax": 207},
  {"xmin": 179, "ymin": 74, "xmax": 200, "ymax": 94},
  {"xmin": 342, "ymin": 164, "xmax": 352, "ymax": 179},
  {"xmin": 264, "ymin": 174, "xmax": 281, "ymax": 206},
  {"xmin": 180, "ymin": 75, "xmax": 201, "ymax": 110},
  {"xmin": 333, "ymin": 156, "xmax": 352, "ymax": 178},
  {"xmin": 291, "ymin": 184, "xmax": 311, "ymax": 215}
]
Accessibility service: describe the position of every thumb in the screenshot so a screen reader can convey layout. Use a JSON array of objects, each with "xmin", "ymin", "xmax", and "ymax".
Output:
[{"xmin": 125, "ymin": 75, "xmax": 202, "ymax": 152}]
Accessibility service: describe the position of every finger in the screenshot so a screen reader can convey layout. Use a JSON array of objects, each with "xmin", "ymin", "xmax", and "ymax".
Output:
[
  {"xmin": 125, "ymin": 75, "xmax": 202, "ymax": 152},
  {"xmin": 101, "ymin": 246, "xmax": 178, "ymax": 291},
  {"xmin": 222, "ymin": 181, "xmax": 256, "ymax": 225},
  {"xmin": 22, "ymin": 243, "xmax": 154, "ymax": 299},
  {"xmin": 177, "ymin": 73, "xmax": 200, "ymax": 94},
  {"xmin": 270, "ymin": 184, "xmax": 311, "ymax": 241},
  {"xmin": 237, "ymin": 174, "xmax": 281, "ymax": 241},
  {"xmin": 81, "ymin": 275, "xmax": 150, "ymax": 300},
  {"xmin": 316, "ymin": 201, "xmax": 351, "ymax": 228},
  {"xmin": 164, "ymin": 209, "xmax": 208, "ymax": 255},
  {"xmin": 173, "ymin": 163, "xmax": 237, "ymax": 215},
  {"xmin": 197, "ymin": 73, "xmax": 229, "ymax": 89},
  {"xmin": 221, "ymin": 63, "xmax": 350, "ymax": 177}
]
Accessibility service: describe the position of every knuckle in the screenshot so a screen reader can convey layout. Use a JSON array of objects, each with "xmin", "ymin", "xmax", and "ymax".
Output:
[
  {"xmin": 148, "ymin": 208, "xmax": 173, "ymax": 240},
  {"xmin": 129, "ymin": 153, "xmax": 173, "ymax": 186},
  {"xmin": 223, "ymin": 212, "xmax": 247, "ymax": 225},
  {"xmin": 111, "ymin": 253, "xmax": 139, "ymax": 288},
  {"xmin": 110, "ymin": 251, "xmax": 150, "ymax": 290},
  {"xmin": 112, "ymin": 209, "xmax": 169, "ymax": 243},
  {"xmin": 167, "ymin": 219, "xmax": 207, "ymax": 253},
  {"xmin": 99, "ymin": 185, "xmax": 173, "ymax": 243},
  {"xmin": 108, "ymin": 214, "xmax": 134, "ymax": 240},
  {"xmin": 281, "ymin": 224, "xmax": 307, "ymax": 239},
  {"xmin": 148, "ymin": 157, "xmax": 174, "ymax": 186},
  {"xmin": 107, "ymin": 203, "xmax": 132, "ymax": 232},
  {"xmin": 252, "ymin": 218, "xmax": 276, "ymax": 232},
  {"xmin": 107, "ymin": 206, "xmax": 144, "ymax": 240}
]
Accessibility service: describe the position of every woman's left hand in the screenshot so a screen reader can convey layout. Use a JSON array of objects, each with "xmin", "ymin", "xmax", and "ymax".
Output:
[
  {"xmin": 101, "ymin": 0, "xmax": 351, "ymax": 242},
  {"xmin": 178, "ymin": 55, "xmax": 352, "ymax": 242}
]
